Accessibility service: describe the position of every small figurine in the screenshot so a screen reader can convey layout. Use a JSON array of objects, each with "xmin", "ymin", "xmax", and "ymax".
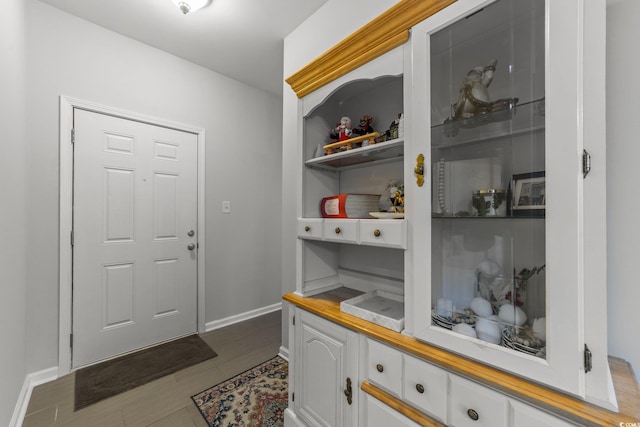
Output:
[
  {"xmin": 329, "ymin": 116, "xmax": 353, "ymax": 142},
  {"xmin": 352, "ymin": 115, "xmax": 374, "ymax": 136},
  {"xmin": 386, "ymin": 180, "xmax": 404, "ymax": 213},
  {"xmin": 453, "ymin": 58, "xmax": 497, "ymax": 119}
]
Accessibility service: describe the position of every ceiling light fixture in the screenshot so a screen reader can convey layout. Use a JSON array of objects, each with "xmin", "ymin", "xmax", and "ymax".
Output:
[{"xmin": 172, "ymin": 0, "xmax": 211, "ymax": 15}]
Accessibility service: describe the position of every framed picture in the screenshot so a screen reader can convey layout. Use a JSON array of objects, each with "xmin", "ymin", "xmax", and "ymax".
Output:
[{"xmin": 512, "ymin": 171, "xmax": 545, "ymax": 216}]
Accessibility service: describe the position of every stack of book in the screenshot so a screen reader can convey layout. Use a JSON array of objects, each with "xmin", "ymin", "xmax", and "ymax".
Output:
[{"xmin": 320, "ymin": 194, "xmax": 381, "ymax": 218}]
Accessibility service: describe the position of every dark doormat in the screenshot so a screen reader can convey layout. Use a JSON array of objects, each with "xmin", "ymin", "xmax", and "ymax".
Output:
[{"xmin": 74, "ymin": 334, "xmax": 217, "ymax": 411}]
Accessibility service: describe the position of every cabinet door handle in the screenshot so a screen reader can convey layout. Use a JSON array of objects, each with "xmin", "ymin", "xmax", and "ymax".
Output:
[
  {"xmin": 376, "ymin": 364, "xmax": 384, "ymax": 373},
  {"xmin": 304, "ymin": 226, "xmax": 311, "ymax": 232},
  {"xmin": 414, "ymin": 153, "xmax": 425, "ymax": 187},
  {"xmin": 373, "ymin": 229, "xmax": 381, "ymax": 237},
  {"xmin": 335, "ymin": 227, "xmax": 341, "ymax": 234},
  {"xmin": 467, "ymin": 408, "xmax": 479, "ymax": 421},
  {"xmin": 343, "ymin": 377, "xmax": 352, "ymax": 405},
  {"xmin": 416, "ymin": 384, "xmax": 425, "ymax": 394}
]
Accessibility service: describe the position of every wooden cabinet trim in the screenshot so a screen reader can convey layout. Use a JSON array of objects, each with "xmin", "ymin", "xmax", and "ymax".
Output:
[
  {"xmin": 285, "ymin": 0, "xmax": 456, "ymax": 98},
  {"xmin": 283, "ymin": 292, "xmax": 640, "ymax": 426},
  {"xmin": 362, "ymin": 380, "xmax": 446, "ymax": 427}
]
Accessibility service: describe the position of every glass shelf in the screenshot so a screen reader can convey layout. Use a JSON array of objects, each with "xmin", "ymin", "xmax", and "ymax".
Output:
[
  {"xmin": 305, "ymin": 138, "xmax": 404, "ymax": 171},
  {"xmin": 432, "ymin": 214, "xmax": 545, "ymax": 219},
  {"xmin": 431, "ymin": 98, "xmax": 545, "ymax": 149}
]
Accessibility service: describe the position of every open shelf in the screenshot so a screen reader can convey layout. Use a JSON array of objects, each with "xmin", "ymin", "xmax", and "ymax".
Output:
[{"xmin": 305, "ymin": 138, "xmax": 404, "ymax": 171}]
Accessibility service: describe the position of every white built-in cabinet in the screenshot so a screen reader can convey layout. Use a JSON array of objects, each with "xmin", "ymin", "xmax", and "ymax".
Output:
[{"xmin": 286, "ymin": 0, "xmax": 613, "ymax": 425}]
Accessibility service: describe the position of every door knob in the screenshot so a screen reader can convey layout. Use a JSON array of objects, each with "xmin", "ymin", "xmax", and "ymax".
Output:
[
  {"xmin": 188, "ymin": 243, "xmax": 196, "ymax": 250},
  {"xmin": 187, "ymin": 229, "xmax": 195, "ymax": 237}
]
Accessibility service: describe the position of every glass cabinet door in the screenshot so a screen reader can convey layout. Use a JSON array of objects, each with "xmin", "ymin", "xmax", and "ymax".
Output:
[
  {"xmin": 430, "ymin": 0, "xmax": 546, "ymax": 356},
  {"xmin": 408, "ymin": 0, "xmax": 589, "ymax": 396}
]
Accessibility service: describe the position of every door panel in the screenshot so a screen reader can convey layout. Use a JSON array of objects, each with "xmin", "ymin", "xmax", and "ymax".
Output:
[{"xmin": 72, "ymin": 108, "xmax": 198, "ymax": 368}]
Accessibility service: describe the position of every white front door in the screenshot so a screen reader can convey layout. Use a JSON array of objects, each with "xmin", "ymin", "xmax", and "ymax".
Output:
[{"xmin": 72, "ymin": 108, "xmax": 198, "ymax": 368}]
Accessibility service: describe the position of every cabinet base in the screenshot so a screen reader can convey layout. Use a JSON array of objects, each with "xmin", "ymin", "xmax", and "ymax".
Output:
[{"xmin": 284, "ymin": 408, "xmax": 307, "ymax": 427}]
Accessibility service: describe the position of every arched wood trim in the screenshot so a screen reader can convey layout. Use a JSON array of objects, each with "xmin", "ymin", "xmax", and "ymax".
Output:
[{"xmin": 285, "ymin": 0, "xmax": 457, "ymax": 98}]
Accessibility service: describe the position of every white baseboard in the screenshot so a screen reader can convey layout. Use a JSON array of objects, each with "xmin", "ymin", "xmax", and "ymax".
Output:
[
  {"xmin": 278, "ymin": 345, "xmax": 290, "ymax": 361},
  {"xmin": 284, "ymin": 408, "xmax": 306, "ymax": 426},
  {"xmin": 204, "ymin": 302, "xmax": 282, "ymax": 332},
  {"xmin": 10, "ymin": 367, "xmax": 58, "ymax": 427}
]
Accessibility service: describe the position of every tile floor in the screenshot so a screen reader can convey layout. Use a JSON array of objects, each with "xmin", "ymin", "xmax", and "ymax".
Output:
[{"xmin": 22, "ymin": 310, "xmax": 283, "ymax": 427}]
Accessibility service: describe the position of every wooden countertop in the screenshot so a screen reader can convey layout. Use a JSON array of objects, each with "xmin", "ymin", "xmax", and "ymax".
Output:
[{"xmin": 284, "ymin": 289, "xmax": 640, "ymax": 426}]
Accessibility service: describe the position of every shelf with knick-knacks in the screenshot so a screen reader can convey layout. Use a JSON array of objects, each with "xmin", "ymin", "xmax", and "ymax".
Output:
[{"xmin": 305, "ymin": 136, "xmax": 404, "ymax": 171}]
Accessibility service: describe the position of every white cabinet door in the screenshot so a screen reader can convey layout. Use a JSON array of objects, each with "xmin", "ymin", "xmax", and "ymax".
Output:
[
  {"xmin": 363, "ymin": 394, "xmax": 421, "ymax": 427},
  {"xmin": 294, "ymin": 309, "xmax": 358, "ymax": 427}
]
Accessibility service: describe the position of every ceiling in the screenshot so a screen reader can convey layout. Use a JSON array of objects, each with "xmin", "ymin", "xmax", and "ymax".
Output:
[{"xmin": 37, "ymin": 0, "xmax": 328, "ymax": 97}]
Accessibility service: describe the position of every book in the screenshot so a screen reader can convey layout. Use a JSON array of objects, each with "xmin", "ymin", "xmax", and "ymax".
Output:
[{"xmin": 320, "ymin": 194, "xmax": 381, "ymax": 218}]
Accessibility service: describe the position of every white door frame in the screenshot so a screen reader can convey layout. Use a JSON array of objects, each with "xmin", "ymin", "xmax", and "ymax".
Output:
[{"xmin": 58, "ymin": 95, "xmax": 206, "ymax": 375}]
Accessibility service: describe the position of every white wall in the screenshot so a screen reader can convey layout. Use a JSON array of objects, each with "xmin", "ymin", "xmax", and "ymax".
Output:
[
  {"xmin": 283, "ymin": 0, "xmax": 640, "ymax": 382},
  {"xmin": 25, "ymin": 0, "xmax": 282, "ymax": 373},
  {"xmin": 0, "ymin": 0, "xmax": 28, "ymax": 424},
  {"xmin": 606, "ymin": 0, "xmax": 640, "ymax": 381}
]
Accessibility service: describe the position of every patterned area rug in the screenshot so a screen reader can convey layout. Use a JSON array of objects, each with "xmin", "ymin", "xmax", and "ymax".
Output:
[{"xmin": 192, "ymin": 356, "xmax": 288, "ymax": 427}]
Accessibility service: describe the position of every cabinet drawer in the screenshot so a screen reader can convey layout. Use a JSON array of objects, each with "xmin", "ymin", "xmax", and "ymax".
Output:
[
  {"xmin": 297, "ymin": 218, "xmax": 323, "ymax": 240},
  {"xmin": 364, "ymin": 394, "xmax": 421, "ymax": 427},
  {"xmin": 366, "ymin": 338, "xmax": 402, "ymax": 396},
  {"xmin": 359, "ymin": 219, "xmax": 407, "ymax": 249},
  {"xmin": 403, "ymin": 354, "xmax": 448, "ymax": 424},
  {"xmin": 510, "ymin": 400, "xmax": 576, "ymax": 427},
  {"xmin": 450, "ymin": 375, "xmax": 507, "ymax": 427},
  {"xmin": 324, "ymin": 219, "xmax": 358, "ymax": 243}
]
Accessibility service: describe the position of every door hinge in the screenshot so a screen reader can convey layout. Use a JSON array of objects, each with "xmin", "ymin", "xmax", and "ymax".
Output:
[
  {"xmin": 582, "ymin": 149, "xmax": 591, "ymax": 178},
  {"xmin": 292, "ymin": 315, "xmax": 295, "ymax": 326},
  {"xmin": 71, "ymin": 129, "xmax": 75, "ymax": 144},
  {"xmin": 584, "ymin": 344, "xmax": 592, "ymax": 373},
  {"xmin": 71, "ymin": 230, "xmax": 74, "ymax": 247},
  {"xmin": 70, "ymin": 333, "xmax": 73, "ymax": 348},
  {"xmin": 292, "ymin": 392, "xmax": 294, "ymax": 402}
]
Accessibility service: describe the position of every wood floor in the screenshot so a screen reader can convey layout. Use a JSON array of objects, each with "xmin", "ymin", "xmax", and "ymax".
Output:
[{"xmin": 22, "ymin": 310, "xmax": 283, "ymax": 427}]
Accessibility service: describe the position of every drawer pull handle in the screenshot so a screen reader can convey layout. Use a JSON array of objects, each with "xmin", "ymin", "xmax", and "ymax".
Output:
[
  {"xmin": 416, "ymin": 384, "xmax": 425, "ymax": 394},
  {"xmin": 376, "ymin": 364, "xmax": 384, "ymax": 373},
  {"xmin": 304, "ymin": 226, "xmax": 311, "ymax": 232},
  {"xmin": 467, "ymin": 409, "xmax": 479, "ymax": 421},
  {"xmin": 335, "ymin": 227, "xmax": 341, "ymax": 234},
  {"xmin": 373, "ymin": 229, "xmax": 381, "ymax": 237}
]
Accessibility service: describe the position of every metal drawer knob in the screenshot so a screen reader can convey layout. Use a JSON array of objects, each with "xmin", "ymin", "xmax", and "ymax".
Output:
[
  {"xmin": 373, "ymin": 229, "xmax": 381, "ymax": 237},
  {"xmin": 416, "ymin": 384, "xmax": 425, "ymax": 394},
  {"xmin": 335, "ymin": 227, "xmax": 341, "ymax": 234},
  {"xmin": 467, "ymin": 408, "xmax": 479, "ymax": 421},
  {"xmin": 304, "ymin": 226, "xmax": 311, "ymax": 232},
  {"xmin": 376, "ymin": 364, "xmax": 384, "ymax": 373}
]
